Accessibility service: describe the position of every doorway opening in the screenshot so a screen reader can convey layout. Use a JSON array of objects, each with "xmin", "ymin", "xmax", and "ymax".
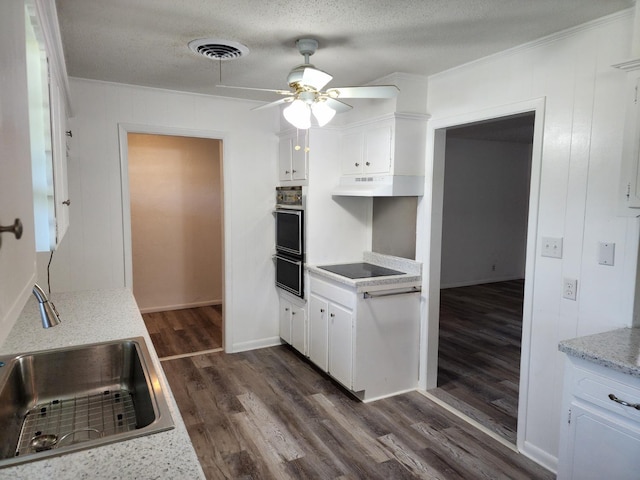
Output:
[
  {"xmin": 126, "ymin": 132, "xmax": 224, "ymax": 359},
  {"xmin": 429, "ymin": 113, "xmax": 534, "ymax": 445},
  {"xmin": 421, "ymin": 99, "xmax": 544, "ymax": 450}
]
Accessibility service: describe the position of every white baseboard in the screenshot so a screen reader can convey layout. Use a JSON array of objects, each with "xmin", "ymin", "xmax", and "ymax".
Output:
[
  {"xmin": 520, "ymin": 440, "xmax": 558, "ymax": 475},
  {"xmin": 138, "ymin": 299, "xmax": 222, "ymax": 314},
  {"xmin": 440, "ymin": 276, "xmax": 524, "ymax": 289},
  {"xmin": 231, "ymin": 336, "xmax": 282, "ymax": 353}
]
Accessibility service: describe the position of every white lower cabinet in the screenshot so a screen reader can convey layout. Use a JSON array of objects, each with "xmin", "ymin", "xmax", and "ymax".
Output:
[
  {"xmin": 327, "ymin": 302, "xmax": 353, "ymax": 389},
  {"xmin": 558, "ymin": 357, "xmax": 640, "ymax": 479},
  {"xmin": 308, "ymin": 294, "xmax": 329, "ymax": 371},
  {"xmin": 308, "ymin": 273, "xmax": 420, "ymax": 401},
  {"xmin": 278, "ymin": 294, "xmax": 306, "ymax": 355}
]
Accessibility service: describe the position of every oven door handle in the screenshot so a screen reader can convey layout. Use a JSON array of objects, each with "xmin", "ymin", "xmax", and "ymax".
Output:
[{"xmin": 273, "ymin": 254, "xmax": 303, "ymax": 266}]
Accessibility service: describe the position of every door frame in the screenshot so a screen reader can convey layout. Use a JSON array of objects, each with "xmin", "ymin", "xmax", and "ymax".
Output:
[
  {"xmin": 417, "ymin": 97, "xmax": 546, "ymax": 450},
  {"xmin": 118, "ymin": 123, "xmax": 227, "ymax": 350}
]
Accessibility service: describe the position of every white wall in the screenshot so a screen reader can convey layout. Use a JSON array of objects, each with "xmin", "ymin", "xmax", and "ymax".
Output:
[
  {"xmin": 305, "ymin": 127, "xmax": 372, "ymax": 265},
  {"xmin": 43, "ymin": 78, "xmax": 281, "ymax": 352},
  {"xmin": 441, "ymin": 138, "xmax": 531, "ymax": 287},
  {"xmin": 419, "ymin": 9, "xmax": 639, "ymax": 470}
]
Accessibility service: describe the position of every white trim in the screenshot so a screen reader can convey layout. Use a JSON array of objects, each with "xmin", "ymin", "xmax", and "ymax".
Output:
[
  {"xmin": 231, "ymin": 336, "xmax": 282, "ymax": 353},
  {"xmin": 159, "ymin": 347, "xmax": 224, "ymax": 362},
  {"xmin": 417, "ymin": 97, "xmax": 546, "ymax": 458},
  {"xmin": 117, "ymin": 123, "xmax": 230, "ymax": 351},
  {"xmin": 520, "ymin": 440, "xmax": 558, "ymax": 475},
  {"xmin": 419, "ymin": 390, "xmax": 519, "ymax": 453}
]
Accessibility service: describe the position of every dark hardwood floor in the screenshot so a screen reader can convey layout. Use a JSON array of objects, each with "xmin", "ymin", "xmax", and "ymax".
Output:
[
  {"xmin": 431, "ymin": 280, "xmax": 524, "ymax": 444},
  {"xmin": 161, "ymin": 345, "xmax": 552, "ymax": 480},
  {"xmin": 142, "ymin": 304, "xmax": 223, "ymax": 358}
]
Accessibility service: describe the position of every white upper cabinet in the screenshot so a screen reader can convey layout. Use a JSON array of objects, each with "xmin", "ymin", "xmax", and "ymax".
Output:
[
  {"xmin": 339, "ymin": 114, "xmax": 427, "ymax": 178},
  {"xmin": 0, "ymin": 1, "xmax": 38, "ymax": 346},
  {"xmin": 278, "ymin": 133, "xmax": 308, "ymax": 183}
]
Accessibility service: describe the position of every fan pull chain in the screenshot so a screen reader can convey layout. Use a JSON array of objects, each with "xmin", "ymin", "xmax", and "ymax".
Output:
[{"xmin": 305, "ymin": 129, "xmax": 310, "ymax": 153}]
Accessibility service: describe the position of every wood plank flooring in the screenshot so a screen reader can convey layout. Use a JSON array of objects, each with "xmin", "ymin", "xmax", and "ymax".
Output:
[
  {"xmin": 142, "ymin": 305, "xmax": 222, "ymax": 358},
  {"xmin": 431, "ymin": 280, "xmax": 524, "ymax": 444},
  {"xmin": 161, "ymin": 345, "xmax": 552, "ymax": 479}
]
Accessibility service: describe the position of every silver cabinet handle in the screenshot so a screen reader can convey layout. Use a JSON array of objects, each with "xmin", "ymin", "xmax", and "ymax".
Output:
[
  {"xmin": 330, "ymin": 313, "xmax": 335, "ymax": 318},
  {"xmin": 355, "ymin": 162, "xmax": 360, "ymax": 167},
  {"xmin": 62, "ymin": 199, "xmax": 71, "ymax": 206},
  {"xmin": 608, "ymin": 393, "xmax": 640, "ymax": 410},
  {"xmin": 0, "ymin": 218, "xmax": 23, "ymax": 250},
  {"xmin": 320, "ymin": 309, "xmax": 325, "ymax": 313},
  {"xmin": 291, "ymin": 311, "xmax": 296, "ymax": 316},
  {"xmin": 365, "ymin": 161, "xmax": 370, "ymax": 166},
  {"xmin": 285, "ymin": 170, "xmax": 290, "ymax": 174}
]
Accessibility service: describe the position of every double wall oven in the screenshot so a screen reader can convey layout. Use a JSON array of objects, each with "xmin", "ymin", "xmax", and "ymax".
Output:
[{"xmin": 274, "ymin": 186, "xmax": 305, "ymax": 298}]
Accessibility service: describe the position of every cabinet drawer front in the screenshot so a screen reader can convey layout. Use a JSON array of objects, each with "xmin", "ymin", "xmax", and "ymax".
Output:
[
  {"xmin": 309, "ymin": 276, "xmax": 356, "ymax": 309},
  {"xmin": 572, "ymin": 362, "xmax": 640, "ymax": 422}
]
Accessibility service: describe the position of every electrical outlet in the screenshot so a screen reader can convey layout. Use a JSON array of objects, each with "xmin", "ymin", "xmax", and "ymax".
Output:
[
  {"xmin": 563, "ymin": 278, "xmax": 577, "ymax": 301},
  {"xmin": 542, "ymin": 237, "xmax": 563, "ymax": 259}
]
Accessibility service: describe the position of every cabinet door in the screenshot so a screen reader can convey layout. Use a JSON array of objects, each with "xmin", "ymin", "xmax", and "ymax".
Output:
[
  {"xmin": 328, "ymin": 303, "xmax": 353, "ymax": 389},
  {"xmin": 340, "ymin": 130, "xmax": 364, "ymax": 175},
  {"xmin": 291, "ymin": 142, "xmax": 307, "ymax": 181},
  {"xmin": 559, "ymin": 401, "xmax": 640, "ymax": 480},
  {"xmin": 290, "ymin": 303, "xmax": 306, "ymax": 355},
  {"xmin": 364, "ymin": 125, "xmax": 392, "ymax": 174},
  {"xmin": 622, "ymin": 76, "xmax": 640, "ymax": 208},
  {"xmin": 308, "ymin": 294, "xmax": 329, "ymax": 371},
  {"xmin": 279, "ymin": 298, "xmax": 292, "ymax": 344},
  {"xmin": 278, "ymin": 138, "xmax": 293, "ymax": 181},
  {"xmin": 0, "ymin": 1, "xmax": 37, "ymax": 345}
]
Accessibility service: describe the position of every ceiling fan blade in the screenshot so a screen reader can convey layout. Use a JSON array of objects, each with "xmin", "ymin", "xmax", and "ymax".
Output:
[
  {"xmin": 325, "ymin": 98, "xmax": 352, "ymax": 113},
  {"xmin": 300, "ymin": 66, "xmax": 333, "ymax": 90},
  {"xmin": 216, "ymin": 84, "xmax": 293, "ymax": 96},
  {"xmin": 251, "ymin": 97, "xmax": 293, "ymax": 111},
  {"xmin": 325, "ymin": 85, "xmax": 399, "ymax": 99}
]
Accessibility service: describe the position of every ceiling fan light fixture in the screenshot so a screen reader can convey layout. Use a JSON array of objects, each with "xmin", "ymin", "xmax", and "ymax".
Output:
[
  {"xmin": 311, "ymin": 101, "xmax": 336, "ymax": 127},
  {"xmin": 283, "ymin": 99, "xmax": 311, "ymax": 130}
]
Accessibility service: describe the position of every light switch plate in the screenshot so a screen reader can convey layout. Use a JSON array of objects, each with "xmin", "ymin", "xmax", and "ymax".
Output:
[
  {"xmin": 598, "ymin": 242, "xmax": 615, "ymax": 266},
  {"xmin": 542, "ymin": 237, "xmax": 563, "ymax": 259}
]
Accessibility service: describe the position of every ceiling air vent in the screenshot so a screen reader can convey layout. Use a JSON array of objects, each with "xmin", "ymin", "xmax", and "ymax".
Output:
[{"xmin": 188, "ymin": 38, "xmax": 249, "ymax": 60}]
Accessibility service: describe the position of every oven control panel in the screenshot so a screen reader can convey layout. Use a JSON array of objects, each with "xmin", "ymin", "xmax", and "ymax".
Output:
[{"xmin": 276, "ymin": 186, "xmax": 304, "ymax": 209}]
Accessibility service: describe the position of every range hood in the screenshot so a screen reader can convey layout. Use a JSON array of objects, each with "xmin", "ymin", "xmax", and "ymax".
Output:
[{"xmin": 332, "ymin": 175, "xmax": 424, "ymax": 197}]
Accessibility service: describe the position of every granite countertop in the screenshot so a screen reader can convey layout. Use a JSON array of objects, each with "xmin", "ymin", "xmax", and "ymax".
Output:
[
  {"xmin": 558, "ymin": 327, "xmax": 640, "ymax": 378},
  {"xmin": 0, "ymin": 289, "xmax": 205, "ymax": 480},
  {"xmin": 307, "ymin": 251, "xmax": 422, "ymax": 291}
]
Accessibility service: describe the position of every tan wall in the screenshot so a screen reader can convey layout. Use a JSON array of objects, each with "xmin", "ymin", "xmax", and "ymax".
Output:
[{"xmin": 128, "ymin": 133, "xmax": 223, "ymax": 312}]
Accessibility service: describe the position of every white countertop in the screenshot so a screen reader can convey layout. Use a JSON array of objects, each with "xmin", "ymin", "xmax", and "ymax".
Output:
[
  {"xmin": 0, "ymin": 288, "xmax": 205, "ymax": 480},
  {"xmin": 306, "ymin": 251, "xmax": 422, "ymax": 292}
]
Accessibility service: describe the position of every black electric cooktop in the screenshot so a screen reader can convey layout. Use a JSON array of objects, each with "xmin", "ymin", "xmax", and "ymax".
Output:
[{"xmin": 318, "ymin": 262, "xmax": 404, "ymax": 279}]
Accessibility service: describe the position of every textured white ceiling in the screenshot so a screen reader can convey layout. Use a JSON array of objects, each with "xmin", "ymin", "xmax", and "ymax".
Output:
[{"xmin": 55, "ymin": 0, "xmax": 634, "ymax": 102}]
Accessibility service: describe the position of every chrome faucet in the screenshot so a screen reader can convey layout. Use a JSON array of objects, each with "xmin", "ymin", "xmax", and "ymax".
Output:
[{"xmin": 32, "ymin": 284, "xmax": 61, "ymax": 328}]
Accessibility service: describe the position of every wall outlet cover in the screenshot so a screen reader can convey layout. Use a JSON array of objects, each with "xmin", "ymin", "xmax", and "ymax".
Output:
[{"xmin": 563, "ymin": 278, "xmax": 577, "ymax": 301}]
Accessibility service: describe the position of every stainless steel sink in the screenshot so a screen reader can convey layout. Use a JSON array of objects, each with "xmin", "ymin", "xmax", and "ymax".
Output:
[{"xmin": 0, "ymin": 337, "xmax": 174, "ymax": 468}]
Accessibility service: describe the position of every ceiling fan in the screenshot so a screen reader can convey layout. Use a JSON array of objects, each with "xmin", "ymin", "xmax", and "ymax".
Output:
[{"xmin": 218, "ymin": 38, "xmax": 399, "ymax": 129}]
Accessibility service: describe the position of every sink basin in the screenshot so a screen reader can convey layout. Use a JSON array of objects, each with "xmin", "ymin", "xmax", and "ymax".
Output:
[{"xmin": 0, "ymin": 337, "xmax": 174, "ymax": 468}]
